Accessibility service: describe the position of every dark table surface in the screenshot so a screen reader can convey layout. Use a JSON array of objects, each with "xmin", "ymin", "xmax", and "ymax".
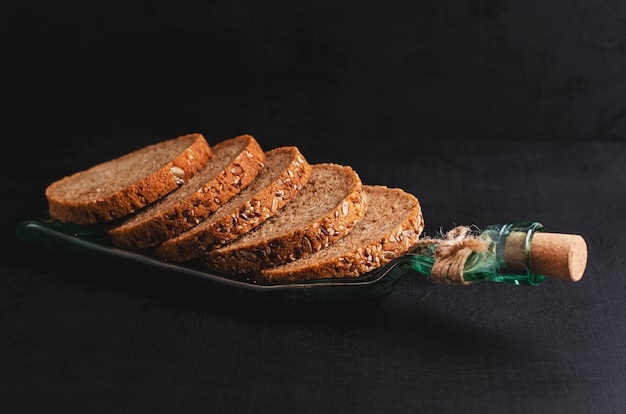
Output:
[{"xmin": 2, "ymin": 137, "xmax": 625, "ymax": 413}]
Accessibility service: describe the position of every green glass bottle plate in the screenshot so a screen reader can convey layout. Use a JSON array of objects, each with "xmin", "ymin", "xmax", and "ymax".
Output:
[{"xmin": 16, "ymin": 211, "xmax": 413, "ymax": 305}]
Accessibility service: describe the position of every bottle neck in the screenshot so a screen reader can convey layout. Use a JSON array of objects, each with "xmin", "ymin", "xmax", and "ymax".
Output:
[
  {"xmin": 477, "ymin": 222, "xmax": 546, "ymax": 285},
  {"xmin": 406, "ymin": 222, "xmax": 547, "ymax": 285}
]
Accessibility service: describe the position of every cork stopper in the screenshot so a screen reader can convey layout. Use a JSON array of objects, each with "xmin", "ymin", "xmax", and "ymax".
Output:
[
  {"xmin": 503, "ymin": 231, "xmax": 588, "ymax": 282},
  {"xmin": 529, "ymin": 232, "xmax": 588, "ymax": 282}
]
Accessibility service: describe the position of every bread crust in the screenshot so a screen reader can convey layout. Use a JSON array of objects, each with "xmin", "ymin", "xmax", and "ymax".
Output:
[
  {"xmin": 258, "ymin": 185, "xmax": 425, "ymax": 284},
  {"xmin": 202, "ymin": 163, "xmax": 367, "ymax": 274},
  {"xmin": 104, "ymin": 135, "xmax": 266, "ymax": 249},
  {"xmin": 46, "ymin": 133, "xmax": 212, "ymax": 224},
  {"xmin": 151, "ymin": 146, "xmax": 313, "ymax": 262}
]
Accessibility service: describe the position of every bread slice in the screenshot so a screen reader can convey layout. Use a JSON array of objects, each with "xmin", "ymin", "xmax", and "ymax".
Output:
[
  {"xmin": 257, "ymin": 185, "xmax": 424, "ymax": 283},
  {"xmin": 45, "ymin": 133, "xmax": 212, "ymax": 224},
  {"xmin": 151, "ymin": 146, "xmax": 313, "ymax": 262},
  {"xmin": 104, "ymin": 134, "xmax": 266, "ymax": 249},
  {"xmin": 202, "ymin": 163, "xmax": 367, "ymax": 274}
]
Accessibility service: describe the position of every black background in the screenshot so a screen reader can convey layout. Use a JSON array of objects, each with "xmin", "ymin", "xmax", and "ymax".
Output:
[
  {"xmin": 4, "ymin": 0, "xmax": 626, "ymax": 146},
  {"xmin": 2, "ymin": 1, "xmax": 626, "ymax": 413}
]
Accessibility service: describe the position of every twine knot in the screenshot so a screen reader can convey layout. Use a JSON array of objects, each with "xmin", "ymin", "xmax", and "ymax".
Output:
[{"xmin": 414, "ymin": 226, "xmax": 489, "ymax": 284}]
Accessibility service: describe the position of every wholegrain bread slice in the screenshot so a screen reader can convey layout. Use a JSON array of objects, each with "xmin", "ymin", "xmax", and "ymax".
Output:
[
  {"xmin": 151, "ymin": 146, "xmax": 312, "ymax": 262},
  {"xmin": 104, "ymin": 134, "xmax": 266, "ymax": 249},
  {"xmin": 258, "ymin": 185, "xmax": 424, "ymax": 284},
  {"xmin": 202, "ymin": 163, "xmax": 367, "ymax": 274},
  {"xmin": 45, "ymin": 133, "xmax": 212, "ymax": 224}
]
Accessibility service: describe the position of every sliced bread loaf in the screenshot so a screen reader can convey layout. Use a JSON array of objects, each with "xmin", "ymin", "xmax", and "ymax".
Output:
[
  {"xmin": 45, "ymin": 133, "xmax": 212, "ymax": 224},
  {"xmin": 202, "ymin": 163, "xmax": 367, "ymax": 274},
  {"xmin": 257, "ymin": 185, "xmax": 424, "ymax": 283},
  {"xmin": 104, "ymin": 134, "xmax": 266, "ymax": 249},
  {"xmin": 151, "ymin": 146, "xmax": 313, "ymax": 262}
]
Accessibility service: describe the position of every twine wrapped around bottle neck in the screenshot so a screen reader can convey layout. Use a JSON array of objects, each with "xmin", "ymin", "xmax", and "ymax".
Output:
[{"xmin": 413, "ymin": 226, "xmax": 490, "ymax": 284}]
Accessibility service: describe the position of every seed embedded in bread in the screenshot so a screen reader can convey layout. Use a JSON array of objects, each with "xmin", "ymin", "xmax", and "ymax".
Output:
[
  {"xmin": 202, "ymin": 163, "xmax": 367, "ymax": 274},
  {"xmin": 151, "ymin": 146, "xmax": 313, "ymax": 262},
  {"xmin": 258, "ymin": 185, "xmax": 424, "ymax": 283},
  {"xmin": 104, "ymin": 134, "xmax": 266, "ymax": 249},
  {"xmin": 45, "ymin": 133, "xmax": 212, "ymax": 224}
]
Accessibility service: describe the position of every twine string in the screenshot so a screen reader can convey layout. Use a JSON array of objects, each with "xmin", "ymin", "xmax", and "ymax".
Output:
[{"xmin": 414, "ymin": 226, "xmax": 490, "ymax": 284}]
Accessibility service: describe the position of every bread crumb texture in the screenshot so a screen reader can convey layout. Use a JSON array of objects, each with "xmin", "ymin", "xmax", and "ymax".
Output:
[
  {"xmin": 151, "ymin": 145, "xmax": 313, "ymax": 262},
  {"xmin": 45, "ymin": 133, "xmax": 212, "ymax": 224},
  {"xmin": 104, "ymin": 134, "xmax": 265, "ymax": 249},
  {"xmin": 202, "ymin": 163, "xmax": 367, "ymax": 274},
  {"xmin": 258, "ymin": 185, "xmax": 424, "ymax": 283}
]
